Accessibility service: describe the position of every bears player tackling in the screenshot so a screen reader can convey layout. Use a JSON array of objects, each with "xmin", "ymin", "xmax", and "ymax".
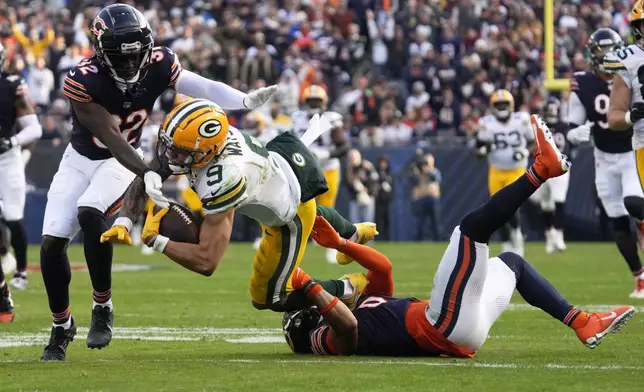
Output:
[
  {"xmin": 571, "ymin": 28, "xmax": 644, "ymax": 299},
  {"xmin": 284, "ymin": 116, "xmax": 634, "ymax": 356},
  {"xmin": 40, "ymin": 3, "xmax": 278, "ymax": 362}
]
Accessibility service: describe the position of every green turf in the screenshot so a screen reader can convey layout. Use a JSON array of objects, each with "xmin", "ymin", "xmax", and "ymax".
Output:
[{"xmin": 2, "ymin": 242, "xmax": 643, "ymax": 392}]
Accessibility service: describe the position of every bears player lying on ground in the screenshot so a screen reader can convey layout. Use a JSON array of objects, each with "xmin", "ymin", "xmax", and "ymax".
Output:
[
  {"xmin": 570, "ymin": 28, "xmax": 644, "ymax": 299},
  {"xmin": 40, "ymin": 3, "xmax": 278, "ymax": 362},
  {"xmin": 102, "ymin": 98, "xmax": 377, "ymax": 314},
  {"xmin": 283, "ymin": 116, "xmax": 634, "ymax": 357}
]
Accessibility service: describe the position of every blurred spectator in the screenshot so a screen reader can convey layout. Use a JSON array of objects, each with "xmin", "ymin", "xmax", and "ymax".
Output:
[
  {"xmin": 383, "ymin": 110, "xmax": 413, "ymax": 147},
  {"xmin": 40, "ymin": 115, "xmax": 63, "ymax": 147},
  {"xmin": 435, "ymin": 88, "xmax": 461, "ymax": 134},
  {"xmin": 346, "ymin": 149, "xmax": 378, "ymax": 224},
  {"xmin": 366, "ymin": 9, "xmax": 394, "ymax": 77},
  {"xmin": 10, "ymin": 11, "xmax": 55, "ymax": 59},
  {"xmin": 27, "ymin": 56, "xmax": 55, "ymax": 112},
  {"xmin": 410, "ymin": 152, "xmax": 442, "ymax": 241},
  {"xmin": 406, "ymin": 81, "xmax": 430, "ymax": 118},
  {"xmin": 359, "ymin": 117, "xmax": 385, "ymax": 148},
  {"xmin": 375, "ymin": 155, "xmax": 394, "ymax": 241}
]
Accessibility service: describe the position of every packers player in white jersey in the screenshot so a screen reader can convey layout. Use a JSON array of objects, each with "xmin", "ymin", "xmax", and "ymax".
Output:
[
  {"xmin": 102, "ymin": 99, "xmax": 375, "ymax": 311},
  {"xmin": 291, "ymin": 85, "xmax": 354, "ymax": 263},
  {"xmin": 607, "ymin": 0, "xmax": 644, "ymax": 194},
  {"xmin": 476, "ymin": 90, "xmax": 534, "ymax": 256}
]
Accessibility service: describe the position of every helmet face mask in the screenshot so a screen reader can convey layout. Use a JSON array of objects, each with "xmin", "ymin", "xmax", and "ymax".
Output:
[
  {"xmin": 91, "ymin": 4, "xmax": 154, "ymax": 86},
  {"xmin": 282, "ymin": 308, "xmax": 322, "ymax": 354},
  {"xmin": 586, "ymin": 28, "xmax": 623, "ymax": 73}
]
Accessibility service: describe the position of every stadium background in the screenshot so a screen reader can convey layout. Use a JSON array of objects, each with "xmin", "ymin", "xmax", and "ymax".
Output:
[{"xmin": 0, "ymin": 0, "xmax": 632, "ymax": 242}]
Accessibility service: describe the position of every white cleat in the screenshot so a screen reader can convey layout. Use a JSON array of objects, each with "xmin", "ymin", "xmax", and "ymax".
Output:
[
  {"xmin": 9, "ymin": 274, "xmax": 27, "ymax": 291},
  {"xmin": 554, "ymin": 229, "xmax": 567, "ymax": 252},
  {"xmin": 545, "ymin": 229, "xmax": 556, "ymax": 254},
  {"xmin": 1, "ymin": 252, "xmax": 17, "ymax": 275},
  {"xmin": 629, "ymin": 278, "xmax": 644, "ymax": 299}
]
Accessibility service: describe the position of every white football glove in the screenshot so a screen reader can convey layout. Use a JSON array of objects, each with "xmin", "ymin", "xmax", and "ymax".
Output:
[
  {"xmin": 144, "ymin": 170, "xmax": 169, "ymax": 208},
  {"xmin": 567, "ymin": 122, "xmax": 593, "ymax": 145},
  {"xmin": 243, "ymin": 85, "xmax": 278, "ymax": 109}
]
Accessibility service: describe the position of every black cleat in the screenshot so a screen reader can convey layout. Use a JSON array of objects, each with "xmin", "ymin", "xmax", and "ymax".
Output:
[
  {"xmin": 0, "ymin": 284, "xmax": 15, "ymax": 323},
  {"xmin": 87, "ymin": 306, "xmax": 113, "ymax": 349},
  {"xmin": 41, "ymin": 318, "xmax": 77, "ymax": 362}
]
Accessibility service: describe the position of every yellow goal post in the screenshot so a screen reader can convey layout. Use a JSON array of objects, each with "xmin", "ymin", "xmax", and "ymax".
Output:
[{"xmin": 543, "ymin": 0, "xmax": 569, "ymax": 91}]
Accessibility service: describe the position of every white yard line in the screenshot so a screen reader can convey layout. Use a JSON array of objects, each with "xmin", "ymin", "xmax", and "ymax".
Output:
[{"xmin": 0, "ymin": 357, "xmax": 640, "ymax": 371}]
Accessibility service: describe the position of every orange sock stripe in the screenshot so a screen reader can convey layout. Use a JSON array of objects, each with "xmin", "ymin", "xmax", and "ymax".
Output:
[
  {"xmin": 633, "ymin": 267, "xmax": 644, "ymax": 277},
  {"xmin": 526, "ymin": 168, "xmax": 542, "ymax": 187},
  {"xmin": 52, "ymin": 306, "xmax": 71, "ymax": 322},
  {"xmin": 437, "ymin": 236, "xmax": 472, "ymax": 335},
  {"xmin": 93, "ymin": 289, "xmax": 112, "ymax": 302},
  {"xmin": 563, "ymin": 307, "xmax": 580, "ymax": 326}
]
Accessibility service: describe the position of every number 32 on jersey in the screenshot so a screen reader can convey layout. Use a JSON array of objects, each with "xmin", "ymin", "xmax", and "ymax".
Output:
[{"xmin": 92, "ymin": 109, "xmax": 149, "ymax": 149}]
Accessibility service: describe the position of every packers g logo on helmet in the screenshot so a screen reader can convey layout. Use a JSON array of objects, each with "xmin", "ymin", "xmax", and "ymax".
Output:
[
  {"xmin": 159, "ymin": 98, "xmax": 229, "ymax": 174},
  {"xmin": 198, "ymin": 119, "xmax": 222, "ymax": 138}
]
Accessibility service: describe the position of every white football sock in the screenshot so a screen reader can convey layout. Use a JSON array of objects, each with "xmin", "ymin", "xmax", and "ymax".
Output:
[
  {"xmin": 93, "ymin": 299, "xmax": 113, "ymax": 311},
  {"xmin": 53, "ymin": 317, "xmax": 73, "ymax": 330}
]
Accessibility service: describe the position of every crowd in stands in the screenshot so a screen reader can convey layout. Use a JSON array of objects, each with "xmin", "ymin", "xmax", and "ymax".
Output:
[{"xmin": 0, "ymin": 0, "xmax": 635, "ymax": 148}]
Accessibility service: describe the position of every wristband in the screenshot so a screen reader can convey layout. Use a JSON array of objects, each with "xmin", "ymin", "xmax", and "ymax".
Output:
[
  {"xmin": 113, "ymin": 217, "xmax": 134, "ymax": 233},
  {"xmin": 626, "ymin": 111, "xmax": 634, "ymax": 126},
  {"xmin": 152, "ymin": 235, "xmax": 169, "ymax": 253},
  {"xmin": 305, "ymin": 283, "xmax": 323, "ymax": 298},
  {"xmin": 319, "ymin": 297, "xmax": 339, "ymax": 314}
]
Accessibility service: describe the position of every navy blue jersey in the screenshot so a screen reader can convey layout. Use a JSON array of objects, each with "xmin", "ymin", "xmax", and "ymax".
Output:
[
  {"xmin": 0, "ymin": 72, "xmax": 23, "ymax": 139},
  {"xmin": 63, "ymin": 46, "xmax": 181, "ymax": 160},
  {"xmin": 310, "ymin": 295, "xmax": 432, "ymax": 357},
  {"xmin": 570, "ymin": 71, "xmax": 632, "ymax": 153}
]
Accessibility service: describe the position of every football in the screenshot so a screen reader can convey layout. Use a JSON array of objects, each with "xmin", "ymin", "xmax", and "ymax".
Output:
[{"xmin": 156, "ymin": 203, "xmax": 201, "ymax": 244}]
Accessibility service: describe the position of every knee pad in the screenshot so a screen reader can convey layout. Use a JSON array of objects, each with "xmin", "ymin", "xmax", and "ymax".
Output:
[
  {"xmin": 624, "ymin": 196, "xmax": 644, "ymax": 221},
  {"xmin": 41, "ymin": 235, "xmax": 69, "ymax": 259},
  {"xmin": 498, "ymin": 252, "xmax": 526, "ymax": 281},
  {"xmin": 77, "ymin": 207, "xmax": 106, "ymax": 231},
  {"xmin": 611, "ymin": 216, "xmax": 632, "ymax": 235}
]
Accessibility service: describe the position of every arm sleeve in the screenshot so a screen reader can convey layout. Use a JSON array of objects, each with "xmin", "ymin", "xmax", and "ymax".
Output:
[
  {"xmin": 566, "ymin": 92, "xmax": 587, "ymax": 125},
  {"xmin": 201, "ymin": 167, "xmax": 248, "ymax": 214},
  {"xmin": 175, "ymin": 69, "xmax": 249, "ymax": 110},
  {"xmin": 15, "ymin": 114, "xmax": 42, "ymax": 145}
]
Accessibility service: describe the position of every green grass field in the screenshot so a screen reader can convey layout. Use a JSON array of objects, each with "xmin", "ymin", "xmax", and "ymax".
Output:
[{"xmin": 2, "ymin": 242, "xmax": 643, "ymax": 392}]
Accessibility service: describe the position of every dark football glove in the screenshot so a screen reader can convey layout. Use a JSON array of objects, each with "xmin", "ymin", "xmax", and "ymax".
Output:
[
  {"xmin": 630, "ymin": 102, "xmax": 644, "ymax": 123},
  {"xmin": 0, "ymin": 137, "xmax": 14, "ymax": 154}
]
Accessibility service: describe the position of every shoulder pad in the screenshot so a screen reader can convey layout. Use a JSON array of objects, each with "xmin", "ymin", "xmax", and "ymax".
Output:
[
  {"xmin": 200, "ymin": 163, "xmax": 248, "ymax": 214},
  {"xmin": 62, "ymin": 58, "xmax": 99, "ymax": 103},
  {"xmin": 151, "ymin": 46, "xmax": 182, "ymax": 88},
  {"xmin": 602, "ymin": 50, "xmax": 628, "ymax": 73}
]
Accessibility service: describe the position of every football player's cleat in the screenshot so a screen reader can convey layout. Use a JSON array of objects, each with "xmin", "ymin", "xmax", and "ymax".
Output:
[
  {"xmin": 574, "ymin": 306, "xmax": 634, "ymax": 349},
  {"xmin": 545, "ymin": 228, "xmax": 556, "ymax": 254},
  {"xmin": 9, "ymin": 271, "xmax": 27, "ymax": 291},
  {"xmin": 336, "ymin": 223, "xmax": 378, "ymax": 265},
  {"xmin": 340, "ymin": 273, "xmax": 369, "ymax": 310},
  {"xmin": 0, "ymin": 283, "xmax": 14, "ymax": 323},
  {"xmin": 530, "ymin": 115, "xmax": 571, "ymax": 179},
  {"xmin": 41, "ymin": 319, "xmax": 77, "ymax": 361},
  {"xmin": 553, "ymin": 229, "xmax": 567, "ymax": 252},
  {"xmin": 86, "ymin": 306, "xmax": 114, "ymax": 349},
  {"xmin": 629, "ymin": 278, "xmax": 644, "ymax": 299}
]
